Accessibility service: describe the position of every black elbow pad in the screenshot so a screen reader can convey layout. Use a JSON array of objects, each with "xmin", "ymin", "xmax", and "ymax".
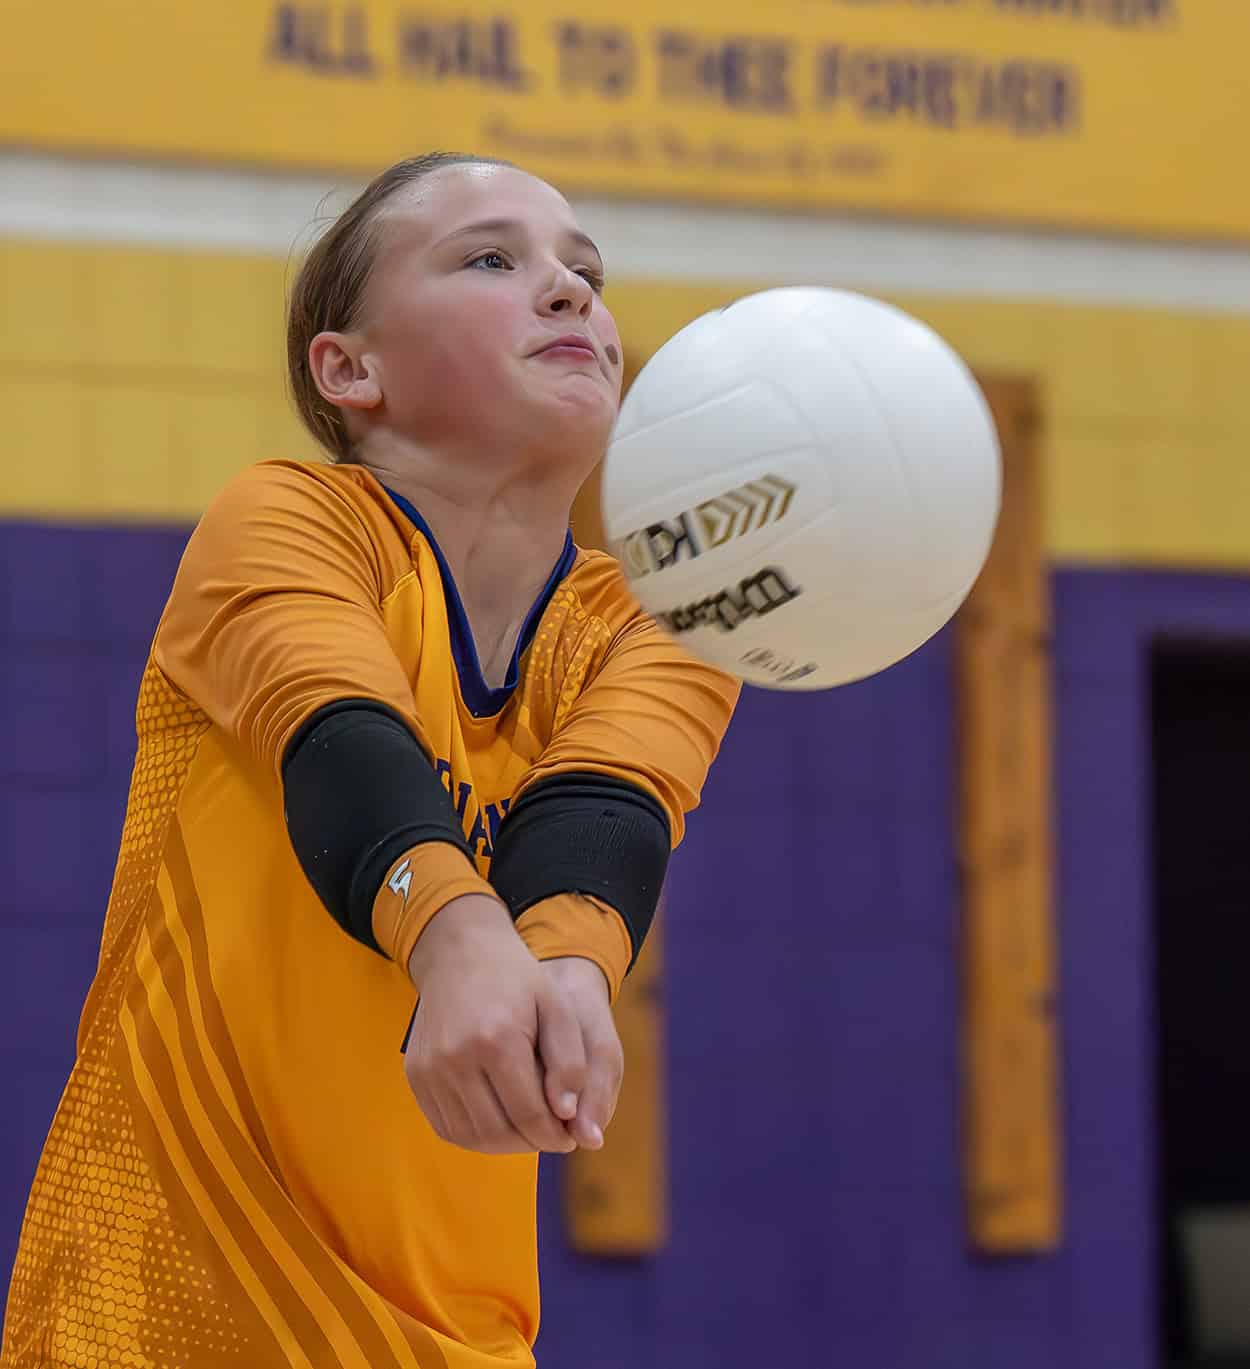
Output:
[
  {"xmin": 489, "ymin": 772, "xmax": 671, "ymax": 967},
  {"xmin": 282, "ymin": 701, "xmax": 469, "ymax": 952}
]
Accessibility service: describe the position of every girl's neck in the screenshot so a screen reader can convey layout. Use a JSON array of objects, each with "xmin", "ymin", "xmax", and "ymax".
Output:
[{"xmin": 360, "ymin": 446, "xmax": 584, "ymax": 690}]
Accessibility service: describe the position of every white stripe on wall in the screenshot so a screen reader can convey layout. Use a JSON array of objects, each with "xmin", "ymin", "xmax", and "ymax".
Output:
[{"xmin": 2, "ymin": 149, "xmax": 1249, "ymax": 315}]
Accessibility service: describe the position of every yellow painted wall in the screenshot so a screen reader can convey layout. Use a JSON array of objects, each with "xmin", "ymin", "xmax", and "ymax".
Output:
[
  {"xmin": 0, "ymin": 239, "xmax": 317, "ymax": 521},
  {"xmin": 2, "ymin": 237, "xmax": 1248, "ymax": 569}
]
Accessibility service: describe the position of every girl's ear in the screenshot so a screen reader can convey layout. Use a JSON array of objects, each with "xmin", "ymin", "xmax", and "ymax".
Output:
[{"xmin": 309, "ymin": 332, "xmax": 382, "ymax": 412}]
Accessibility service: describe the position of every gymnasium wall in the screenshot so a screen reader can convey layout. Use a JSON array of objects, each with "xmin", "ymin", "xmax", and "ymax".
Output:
[
  {"xmin": 4, "ymin": 234, "xmax": 1250, "ymax": 1367},
  {"xmin": 4, "ymin": 236, "xmax": 1250, "ymax": 562}
]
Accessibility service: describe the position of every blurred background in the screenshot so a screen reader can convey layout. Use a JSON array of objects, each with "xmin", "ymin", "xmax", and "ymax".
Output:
[{"xmin": 3, "ymin": 2, "xmax": 1250, "ymax": 1366}]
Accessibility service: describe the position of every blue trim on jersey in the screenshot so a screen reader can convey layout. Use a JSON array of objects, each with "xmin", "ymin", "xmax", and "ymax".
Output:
[{"xmin": 384, "ymin": 486, "xmax": 576, "ymax": 718}]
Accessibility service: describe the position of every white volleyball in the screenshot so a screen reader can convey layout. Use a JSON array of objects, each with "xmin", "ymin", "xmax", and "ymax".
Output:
[{"xmin": 600, "ymin": 288, "xmax": 1002, "ymax": 690}]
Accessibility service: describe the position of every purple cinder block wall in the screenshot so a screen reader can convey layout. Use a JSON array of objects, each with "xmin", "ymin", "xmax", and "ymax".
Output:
[
  {"xmin": 1, "ymin": 524, "xmax": 192, "ymax": 1235},
  {"xmin": 539, "ymin": 566, "xmax": 1180, "ymax": 1369},
  {"xmin": 8, "ymin": 518, "xmax": 1250, "ymax": 1367}
]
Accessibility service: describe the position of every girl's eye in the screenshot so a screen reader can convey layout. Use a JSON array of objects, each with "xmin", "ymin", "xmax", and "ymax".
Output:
[
  {"xmin": 470, "ymin": 251, "xmax": 510, "ymax": 271},
  {"xmin": 577, "ymin": 268, "xmax": 606, "ymax": 295}
]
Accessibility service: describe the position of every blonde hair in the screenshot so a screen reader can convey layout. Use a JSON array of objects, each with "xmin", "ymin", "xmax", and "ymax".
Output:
[{"xmin": 286, "ymin": 152, "xmax": 511, "ymax": 462}]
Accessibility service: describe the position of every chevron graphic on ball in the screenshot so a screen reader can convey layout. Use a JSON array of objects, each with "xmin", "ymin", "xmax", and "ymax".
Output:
[{"xmin": 615, "ymin": 474, "xmax": 797, "ymax": 578}]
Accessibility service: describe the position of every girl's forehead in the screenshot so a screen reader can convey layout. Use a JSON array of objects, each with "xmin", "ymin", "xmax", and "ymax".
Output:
[{"xmin": 388, "ymin": 164, "xmax": 575, "ymax": 240}]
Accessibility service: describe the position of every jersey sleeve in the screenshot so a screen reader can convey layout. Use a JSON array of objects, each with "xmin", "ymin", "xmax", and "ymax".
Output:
[
  {"xmin": 514, "ymin": 894, "xmax": 633, "ymax": 1003},
  {"xmin": 156, "ymin": 462, "xmax": 501, "ymax": 963},
  {"xmin": 519, "ymin": 610, "xmax": 741, "ymax": 845},
  {"xmin": 154, "ymin": 461, "xmax": 427, "ymax": 777},
  {"xmin": 509, "ymin": 611, "xmax": 737, "ymax": 994}
]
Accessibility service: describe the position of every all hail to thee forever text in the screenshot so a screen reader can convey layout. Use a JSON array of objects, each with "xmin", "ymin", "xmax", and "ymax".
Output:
[{"xmin": 268, "ymin": 7, "xmax": 1084, "ymax": 139}]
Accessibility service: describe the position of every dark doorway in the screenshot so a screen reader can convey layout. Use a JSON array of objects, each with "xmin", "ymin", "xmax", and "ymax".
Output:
[{"xmin": 1153, "ymin": 639, "xmax": 1250, "ymax": 1369}]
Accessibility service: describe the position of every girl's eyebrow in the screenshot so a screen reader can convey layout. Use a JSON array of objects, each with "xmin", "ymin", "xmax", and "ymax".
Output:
[{"xmin": 437, "ymin": 217, "xmax": 603, "ymax": 262}]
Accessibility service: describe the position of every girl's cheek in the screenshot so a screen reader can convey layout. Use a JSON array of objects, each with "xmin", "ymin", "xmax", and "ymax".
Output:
[{"xmin": 591, "ymin": 306, "xmax": 620, "ymax": 346}]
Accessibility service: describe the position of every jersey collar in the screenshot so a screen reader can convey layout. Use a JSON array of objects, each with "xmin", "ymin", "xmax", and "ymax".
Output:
[{"xmin": 384, "ymin": 486, "xmax": 576, "ymax": 718}]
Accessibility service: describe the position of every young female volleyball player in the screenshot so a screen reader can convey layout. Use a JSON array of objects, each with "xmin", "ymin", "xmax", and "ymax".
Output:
[{"xmin": 1, "ymin": 154, "xmax": 737, "ymax": 1368}]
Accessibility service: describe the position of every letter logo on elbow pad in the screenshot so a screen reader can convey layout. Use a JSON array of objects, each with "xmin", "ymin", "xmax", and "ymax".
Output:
[{"xmin": 387, "ymin": 857, "xmax": 413, "ymax": 901}]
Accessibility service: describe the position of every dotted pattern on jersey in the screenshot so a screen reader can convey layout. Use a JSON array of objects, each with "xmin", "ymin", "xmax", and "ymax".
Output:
[
  {"xmin": 542, "ymin": 585, "xmax": 613, "ymax": 734},
  {"xmin": 520, "ymin": 583, "xmax": 613, "ymax": 744},
  {"xmin": 1, "ymin": 666, "xmax": 240, "ymax": 1369}
]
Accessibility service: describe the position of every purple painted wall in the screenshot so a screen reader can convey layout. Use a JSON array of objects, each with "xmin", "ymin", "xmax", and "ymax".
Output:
[
  {"xmin": 1, "ymin": 525, "xmax": 192, "ymax": 1267},
  {"xmin": 8, "ymin": 518, "xmax": 1250, "ymax": 1366},
  {"xmin": 538, "ymin": 567, "xmax": 1177, "ymax": 1369}
]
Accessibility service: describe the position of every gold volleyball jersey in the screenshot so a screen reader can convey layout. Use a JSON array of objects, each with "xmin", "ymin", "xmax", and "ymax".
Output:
[{"xmin": 1, "ymin": 460, "xmax": 738, "ymax": 1369}]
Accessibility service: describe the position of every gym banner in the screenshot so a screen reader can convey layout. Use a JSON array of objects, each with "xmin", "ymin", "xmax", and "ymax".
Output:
[{"xmin": 3, "ymin": 0, "xmax": 1245, "ymax": 240}]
